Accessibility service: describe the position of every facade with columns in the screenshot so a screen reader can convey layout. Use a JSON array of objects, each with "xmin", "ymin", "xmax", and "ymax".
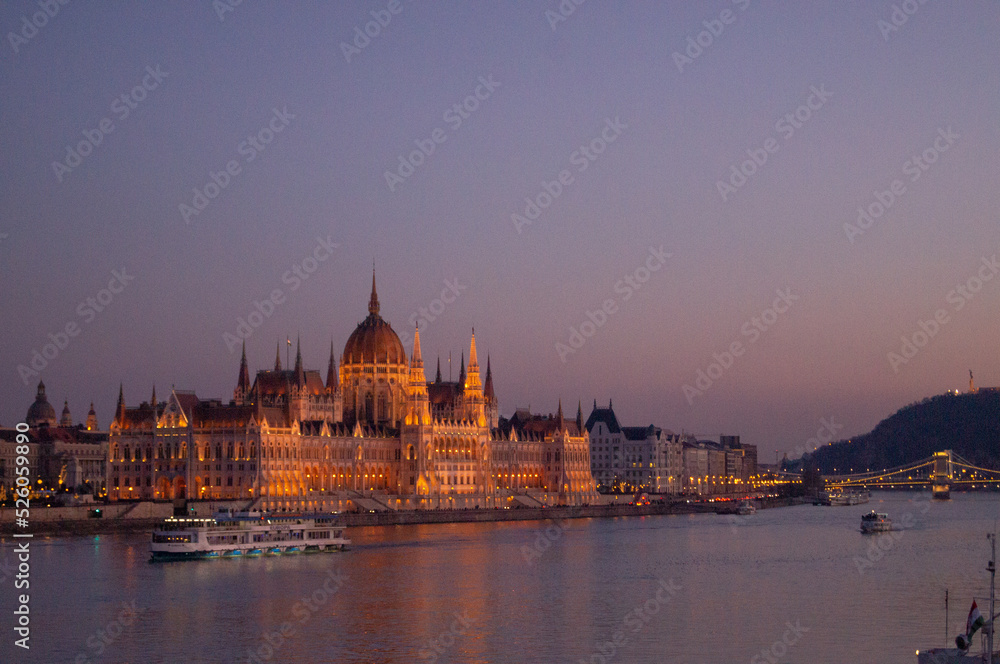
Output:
[{"xmin": 107, "ymin": 275, "xmax": 598, "ymax": 510}]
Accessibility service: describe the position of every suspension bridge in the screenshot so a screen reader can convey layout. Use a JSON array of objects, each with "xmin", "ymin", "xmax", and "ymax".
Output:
[{"xmin": 825, "ymin": 450, "xmax": 1000, "ymax": 495}]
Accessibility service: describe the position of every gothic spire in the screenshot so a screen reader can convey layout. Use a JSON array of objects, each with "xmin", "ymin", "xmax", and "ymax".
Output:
[
  {"xmin": 274, "ymin": 342, "xmax": 282, "ymax": 372},
  {"xmin": 326, "ymin": 340, "xmax": 338, "ymax": 390},
  {"xmin": 294, "ymin": 335, "xmax": 305, "ymax": 386},
  {"xmin": 484, "ymin": 355, "xmax": 495, "ymax": 401},
  {"xmin": 557, "ymin": 399, "xmax": 564, "ymax": 429},
  {"xmin": 435, "ymin": 356, "xmax": 442, "ymax": 383},
  {"xmin": 411, "ymin": 323, "xmax": 424, "ymax": 368},
  {"xmin": 368, "ymin": 266, "xmax": 380, "ymax": 316},
  {"xmin": 576, "ymin": 400, "xmax": 583, "ymax": 432},
  {"xmin": 237, "ymin": 340, "xmax": 250, "ymax": 392},
  {"xmin": 458, "ymin": 351, "xmax": 466, "ymax": 391},
  {"xmin": 464, "ymin": 331, "xmax": 482, "ymax": 392},
  {"xmin": 116, "ymin": 383, "xmax": 125, "ymax": 424}
]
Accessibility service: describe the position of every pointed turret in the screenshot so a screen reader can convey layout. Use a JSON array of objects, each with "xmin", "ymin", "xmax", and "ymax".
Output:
[
  {"xmin": 576, "ymin": 401, "xmax": 583, "ymax": 432},
  {"xmin": 60, "ymin": 400, "xmax": 72, "ymax": 427},
  {"xmin": 557, "ymin": 399, "xmax": 564, "ymax": 429},
  {"xmin": 435, "ymin": 357, "xmax": 442, "ymax": 383},
  {"xmin": 464, "ymin": 330, "xmax": 482, "ymax": 392},
  {"xmin": 484, "ymin": 355, "xmax": 495, "ymax": 400},
  {"xmin": 326, "ymin": 341, "xmax": 338, "ymax": 390},
  {"xmin": 86, "ymin": 403, "xmax": 98, "ymax": 431},
  {"xmin": 116, "ymin": 383, "xmax": 126, "ymax": 426},
  {"xmin": 294, "ymin": 336, "xmax": 305, "ymax": 386},
  {"xmin": 274, "ymin": 342, "xmax": 282, "ymax": 372},
  {"xmin": 458, "ymin": 352, "xmax": 466, "ymax": 391},
  {"xmin": 368, "ymin": 267, "xmax": 380, "ymax": 316},
  {"xmin": 238, "ymin": 341, "xmax": 250, "ymax": 391}
]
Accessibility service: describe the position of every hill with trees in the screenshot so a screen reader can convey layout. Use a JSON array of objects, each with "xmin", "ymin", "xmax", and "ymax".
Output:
[{"xmin": 794, "ymin": 391, "xmax": 1000, "ymax": 475}]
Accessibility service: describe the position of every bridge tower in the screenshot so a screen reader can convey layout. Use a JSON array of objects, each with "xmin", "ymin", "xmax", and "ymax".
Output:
[{"xmin": 931, "ymin": 450, "xmax": 953, "ymax": 499}]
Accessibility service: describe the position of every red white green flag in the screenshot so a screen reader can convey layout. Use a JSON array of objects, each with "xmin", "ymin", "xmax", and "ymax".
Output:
[{"xmin": 967, "ymin": 600, "xmax": 986, "ymax": 637}]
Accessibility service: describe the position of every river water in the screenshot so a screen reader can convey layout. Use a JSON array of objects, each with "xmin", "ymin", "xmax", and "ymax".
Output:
[{"xmin": 1, "ymin": 492, "xmax": 997, "ymax": 664}]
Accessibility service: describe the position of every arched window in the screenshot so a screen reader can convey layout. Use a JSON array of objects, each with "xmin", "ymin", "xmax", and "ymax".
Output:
[
  {"xmin": 112, "ymin": 444, "xmax": 119, "ymax": 461},
  {"xmin": 157, "ymin": 444, "xmax": 164, "ymax": 459},
  {"xmin": 365, "ymin": 393, "xmax": 374, "ymax": 423},
  {"xmin": 124, "ymin": 446, "xmax": 131, "ymax": 462},
  {"xmin": 215, "ymin": 444, "xmax": 222, "ymax": 460},
  {"xmin": 249, "ymin": 443, "xmax": 256, "ymax": 459},
  {"xmin": 227, "ymin": 443, "xmax": 234, "ymax": 460}
]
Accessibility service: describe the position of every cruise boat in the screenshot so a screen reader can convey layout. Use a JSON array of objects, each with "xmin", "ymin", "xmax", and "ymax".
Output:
[
  {"xmin": 736, "ymin": 500, "xmax": 756, "ymax": 515},
  {"xmin": 828, "ymin": 489, "xmax": 870, "ymax": 506},
  {"xmin": 150, "ymin": 511, "xmax": 350, "ymax": 562},
  {"xmin": 860, "ymin": 510, "xmax": 891, "ymax": 534}
]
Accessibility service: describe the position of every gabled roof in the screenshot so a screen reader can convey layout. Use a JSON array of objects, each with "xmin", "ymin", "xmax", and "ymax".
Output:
[
  {"xmin": 585, "ymin": 406, "xmax": 621, "ymax": 434},
  {"xmin": 622, "ymin": 424, "xmax": 660, "ymax": 441},
  {"xmin": 252, "ymin": 369, "xmax": 326, "ymax": 398}
]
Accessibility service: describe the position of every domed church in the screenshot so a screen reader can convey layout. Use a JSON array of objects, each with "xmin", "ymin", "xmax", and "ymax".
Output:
[{"xmin": 107, "ymin": 274, "xmax": 597, "ymax": 511}]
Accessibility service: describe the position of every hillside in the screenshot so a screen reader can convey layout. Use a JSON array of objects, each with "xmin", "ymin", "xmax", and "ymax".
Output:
[{"xmin": 798, "ymin": 391, "xmax": 1000, "ymax": 474}]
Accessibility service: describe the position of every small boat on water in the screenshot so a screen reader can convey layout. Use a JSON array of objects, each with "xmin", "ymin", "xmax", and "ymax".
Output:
[
  {"xmin": 736, "ymin": 500, "xmax": 756, "ymax": 515},
  {"xmin": 827, "ymin": 489, "xmax": 870, "ymax": 506},
  {"xmin": 860, "ymin": 510, "xmax": 892, "ymax": 534},
  {"xmin": 150, "ymin": 511, "xmax": 350, "ymax": 562}
]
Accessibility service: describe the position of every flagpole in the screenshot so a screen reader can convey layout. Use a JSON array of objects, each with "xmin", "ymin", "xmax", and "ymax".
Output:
[{"xmin": 989, "ymin": 533, "xmax": 995, "ymax": 659}]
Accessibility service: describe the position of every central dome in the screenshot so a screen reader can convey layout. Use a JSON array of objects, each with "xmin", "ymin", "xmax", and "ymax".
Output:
[{"xmin": 342, "ymin": 273, "xmax": 406, "ymax": 366}]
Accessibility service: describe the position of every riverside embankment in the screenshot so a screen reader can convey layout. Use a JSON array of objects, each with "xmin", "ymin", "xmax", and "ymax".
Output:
[{"xmin": 0, "ymin": 496, "xmax": 805, "ymax": 537}]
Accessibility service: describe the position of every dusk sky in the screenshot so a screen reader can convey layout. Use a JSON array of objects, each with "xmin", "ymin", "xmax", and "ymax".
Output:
[{"xmin": 2, "ymin": 1, "xmax": 998, "ymax": 460}]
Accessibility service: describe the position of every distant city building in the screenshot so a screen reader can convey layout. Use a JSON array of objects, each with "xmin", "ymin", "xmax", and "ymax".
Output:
[
  {"xmin": 0, "ymin": 382, "xmax": 107, "ymax": 499},
  {"xmin": 107, "ymin": 274, "xmax": 597, "ymax": 510},
  {"xmin": 585, "ymin": 401, "xmax": 683, "ymax": 493},
  {"xmin": 681, "ymin": 435, "xmax": 757, "ymax": 495}
]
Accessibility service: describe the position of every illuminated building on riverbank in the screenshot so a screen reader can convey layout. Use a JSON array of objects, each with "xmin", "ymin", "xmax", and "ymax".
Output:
[{"xmin": 107, "ymin": 274, "xmax": 598, "ymax": 510}]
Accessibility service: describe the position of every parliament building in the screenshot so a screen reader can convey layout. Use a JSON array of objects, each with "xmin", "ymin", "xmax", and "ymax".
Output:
[{"xmin": 107, "ymin": 275, "xmax": 598, "ymax": 510}]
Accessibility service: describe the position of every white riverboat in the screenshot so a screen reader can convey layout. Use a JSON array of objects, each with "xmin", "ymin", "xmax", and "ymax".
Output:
[
  {"xmin": 736, "ymin": 500, "xmax": 756, "ymax": 515},
  {"xmin": 860, "ymin": 510, "xmax": 892, "ymax": 534},
  {"xmin": 150, "ymin": 511, "xmax": 350, "ymax": 562}
]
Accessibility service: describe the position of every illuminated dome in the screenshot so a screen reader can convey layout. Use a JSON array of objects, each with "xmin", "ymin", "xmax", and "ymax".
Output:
[
  {"xmin": 342, "ymin": 273, "xmax": 406, "ymax": 366},
  {"xmin": 25, "ymin": 381, "xmax": 58, "ymax": 427}
]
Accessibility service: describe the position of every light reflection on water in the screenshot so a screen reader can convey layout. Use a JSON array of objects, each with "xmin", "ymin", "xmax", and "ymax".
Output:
[{"xmin": 1, "ymin": 492, "xmax": 998, "ymax": 664}]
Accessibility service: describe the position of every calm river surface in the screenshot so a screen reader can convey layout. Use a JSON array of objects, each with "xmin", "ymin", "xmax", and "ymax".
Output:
[{"xmin": 2, "ymin": 492, "xmax": 998, "ymax": 663}]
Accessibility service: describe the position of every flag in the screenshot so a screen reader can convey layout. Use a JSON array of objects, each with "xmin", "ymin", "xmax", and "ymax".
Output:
[
  {"xmin": 967, "ymin": 600, "xmax": 985, "ymax": 638},
  {"xmin": 287, "ymin": 337, "xmax": 291, "ymax": 346}
]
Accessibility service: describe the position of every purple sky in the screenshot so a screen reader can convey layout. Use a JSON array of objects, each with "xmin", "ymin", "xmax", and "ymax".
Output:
[{"xmin": 2, "ymin": 1, "xmax": 998, "ymax": 459}]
